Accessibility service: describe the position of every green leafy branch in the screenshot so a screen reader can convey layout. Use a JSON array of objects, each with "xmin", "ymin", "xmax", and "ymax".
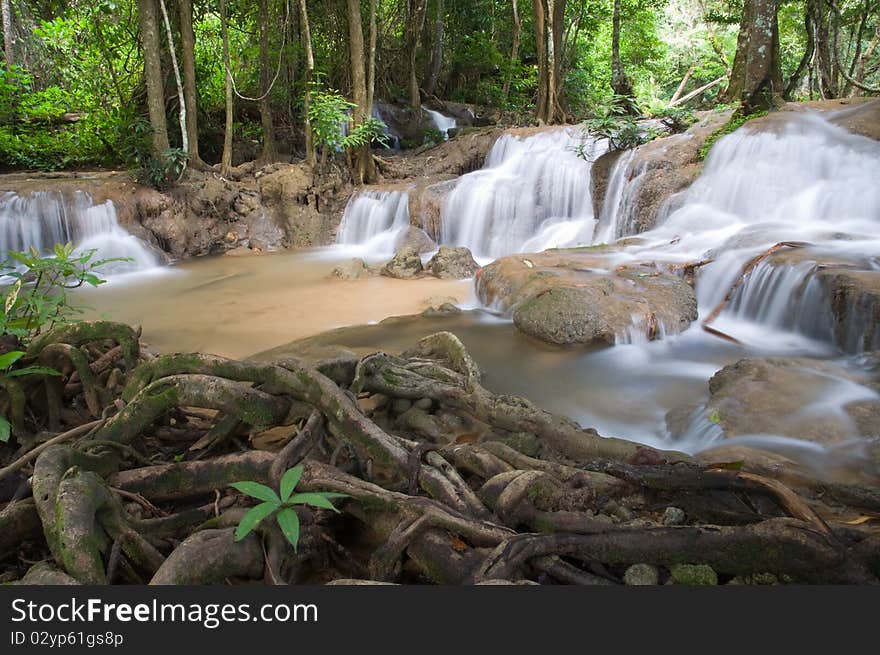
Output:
[
  {"xmin": 230, "ymin": 465, "xmax": 349, "ymax": 551},
  {"xmin": 0, "ymin": 350, "xmax": 61, "ymax": 443}
]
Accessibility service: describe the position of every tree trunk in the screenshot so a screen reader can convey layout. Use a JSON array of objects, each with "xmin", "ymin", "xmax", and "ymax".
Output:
[
  {"xmin": 220, "ymin": 0, "xmax": 234, "ymax": 176},
  {"xmin": 347, "ymin": 0, "xmax": 377, "ymax": 183},
  {"xmin": 2, "ymin": 0, "xmax": 14, "ymax": 73},
  {"xmin": 424, "ymin": 0, "xmax": 444, "ymax": 97},
  {"xmin": 502, "ymin": 0, "xmax": 522, "ymax": 102},
  {"xmin": 259, "ymin": 0, "xmax": 277, "ymax": 163},
  {"xmin": 300, "ymin": 0, "xmax": 315, "ymax": 164},
  {"xmin": 407, "ymin": 0, "xmax": 428, "ymax": 108},
  {"xmin": 532, "ymin": 0, "xmax": 548, "ymax": 122},
  {"xmin": 610, "ymin": 0, "xmax": 637, "ymax": 113},
  {"xmin": 157, "ymin": 0, "xmax": 188, "ymax": 158},
  {"xmin": 367, "ymin": 0, "xmax": 377, "ymax": 112},
  {"xmin": 723, "ymin": 0, "xmax": 785, "ymax": 110},
  {"xmin": 549, "ymin": 0, "xmax": 565, "ymax": 121},
  {"xmin": 812, "ymin": 0, "xmax": 836, "ymax": 98},
  {"xmin": 137, "ymin": 0, "xmax": 170, "ymax": 158},
  {"xmin": 178, "ymin": 0, "xmax": 203, "ymax": 165}
]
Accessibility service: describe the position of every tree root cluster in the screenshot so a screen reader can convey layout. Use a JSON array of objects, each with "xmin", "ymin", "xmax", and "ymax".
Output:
[{"xmin": 1, "ymin": 322, "xmax": 879, "ymax": 585}]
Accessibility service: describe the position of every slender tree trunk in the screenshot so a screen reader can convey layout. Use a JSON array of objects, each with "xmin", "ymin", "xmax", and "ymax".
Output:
[
  {"xmin": 178, "ymin": 0, "xmax": 203, "ymax": 165},
  {"xmin": 424, "ymin": 0, "xmax": 444, "ymax": 97},
  {"xmin": 347, "ymin": 0, "xmax": 377, "ymax": 183},
  {"xmin": 259, "ymin": 0, "xmax": 277, "ymax": 163},
  {"xmin": 723, "ymin": 0, "xmax": 785, "ymax": 109},
  {"xmin": 610, "ymin": 0, "xmax": 637, "ymax": 113},
  {"xmin": 502, "ymin": 0, "xmax": 522, "ymax": 102},
  {"xmin": 2, "ymin": 0, "xmax": 13, "ymax": 73},
  {"xmin": 220, "ymin": 0, "xmax": 234, "ymax": 175},
  {"xmin": 158, "ymin": 0, "xmax": 188, "ymax": 158},
  {"xmin": 810, "ymin": 0, "xmax": 835, "ymax": 98},
  {"xmin": 367, "ymin": 0, "xmax": 377, "ymax": 112},
  {"xmin": 532, "ymin": 0, "xmax": 548, "ymax": 122},
  {"xmin": 549, "ymin": 0, "xmax": 565, "ymax": 121},
  {"xmin": 784, "ymin": 4, "xmax": 815, "ymax": 99},
  {"xmin": 299, "ymin": 0, "xmax": 315, "ymax": 164},
  {"xmin": 407, "ymin": 0, "xmax": 428, "ymax": 108},
  {"xmin": 137, "ymin": 0, "xmax": 170, "ymax": 158},
  {"xmin": 853, "ymin": 19, "xmax": 880, "ymax": 95}
]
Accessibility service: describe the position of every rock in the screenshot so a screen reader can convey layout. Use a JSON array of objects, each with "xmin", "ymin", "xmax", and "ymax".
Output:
[
  {"xmin": 381, "ymin": 247, "xmax": 423, "ymax": 279},
  {"xmin": 623, "ymin": 563, "xmax": 659, "ymax": 586},
  {"xmin": 706, "ymin": 356, "xmax": 880, "ymax": 447},
  {"xmin": 391, "ymin": 398, "xmax": 413, "ymax": 414},
  {"xmin": 407, "ymin": 177, "xmax": 457, "ymax": 241},
  {"xmin": 669, "ymin": 564, "xmax": 718, "ymax": 586},
  {"xmin": 662, "ymin": 507, "xmax": 686, "ymax": 526},
  {"xmin": 330, "ymin": 258, "xmax": 371, "ymax": 280},
  {"xmin": 421, "ymin": 303, "xmax": 462, "ymax": 317},
  {"xmin": 395, "ymin": 226, "xmax": 437, "ymax": 254},
  {"xmin": 426, "ymin": 246, "xmax": 479, "ymax": 279},
  {"xmin": 487, "ymin": 432, "xmax": 543, "ymax": 458},
  {"xmin": 414, "ymin": 398, "xmax": 433, "ymax": 411}
]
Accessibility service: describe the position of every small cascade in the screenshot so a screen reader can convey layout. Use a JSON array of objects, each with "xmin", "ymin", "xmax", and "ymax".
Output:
[
  {"xmin": 371, "ymin": 105, "xmax": 400, "ymax": 150},
  {"xmin": 593, "ymin": 148, "xmax": 643, "ymax": 243},
  {"xmin": 0, "ymin": 190, "xmax": 160, "ymax": 274},
  {"xmin": 336, "ymin": 189, "xmax": 411, "ymax": 257},
  {"xmin": 423, "ymin": 107, "xmax": 457, "ymax": 140},
  {"xmin": 440, "ymin": 128, "xmax": 605, "ymax": 259}
]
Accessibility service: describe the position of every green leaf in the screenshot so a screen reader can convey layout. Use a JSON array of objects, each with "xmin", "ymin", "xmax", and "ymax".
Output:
[
  {"xmin": 0, "ymin": 416, "xmax": 10, "ymax": 443},
  {"xmin": 234, "ymin": 501, "xmax": 278, "ymax": 541},
  {"xmin": 708, "ymin": 410, "xmax": 722, "ymax": 424},
  {"xmin": 279, "ymin": 465, "xmax": 303, "ymax": 502},
  {"xmin": 0, "ymin": 350, "xmax": 25, "ymax": 370},
  {"xmin": 288, "ymin": 492, "xmax": 348, "ymax": 513},
  {"xmin": 229, "ymin": 481, "xmax": 280, "ymax": 503},
  {"xmin": 5, "ymin": 365, "xmax": 62, "ymax": 378},
  {"xmin": 276, "ymin": 508, "xmax": 301, "ymax": 551}
]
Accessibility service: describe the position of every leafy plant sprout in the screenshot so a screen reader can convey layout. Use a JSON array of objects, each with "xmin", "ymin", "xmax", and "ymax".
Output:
[{"xmin": 230, "ymin": 465, "xmax": 349, "ymax": 551}]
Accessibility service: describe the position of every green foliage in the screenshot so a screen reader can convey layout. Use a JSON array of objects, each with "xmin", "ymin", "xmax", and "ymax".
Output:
[
  {"xmin": 230, "ymin": 465, "xmax": 349, "ymax": 551},
  {"xmin": 0, "ymin": 350, "xmax": 61, "ymax": 442},
  {"xmin": 1, "ymin": 244, "xmax": 130, "ymax": 343},
  {"xmin": 422, "ymin": 127, "xmax": 445, "ymax": 148},
  {"xmin": 698, "ymin": 108, "xmax": 768, "ymax": 160},
  {"xmin": 136, "ymin": 148, "xmax": 190, "ymax": 190},
  {"xmin": 652, "ymin": 106, "xmax": 698, "ymax": 133},
  {"xmin": 307, "ymin": 84, "xmax": 389, "ymax": 156},
  {"xmin": 580, "ymin": 95, "xmax": 658, "ymax": 153}
]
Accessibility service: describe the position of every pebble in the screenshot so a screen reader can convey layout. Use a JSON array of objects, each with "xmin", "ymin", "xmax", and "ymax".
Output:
[
  {"xmin": 623, "ymin": 563, "xmax": 659, "ymax": 586},
  {"xmin": 662, "ymin": 506, "xmax": 686, "ymax": 526}
]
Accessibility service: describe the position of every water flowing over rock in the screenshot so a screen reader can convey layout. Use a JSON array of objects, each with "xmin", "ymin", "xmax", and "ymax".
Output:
[
  {"xmin": 0, "ymin": 190, "xmax": 160, "ymax": 273},
  {"xmin": 441, "ymin": 127, "xmax": 605, "ymax": 259},
  {"xmin": 336, "ymin": 188, "xmax": 411, "ymax": 257},
  {"xmin": 424, "ymin": 107, "xmax": 457, "ymax": 140}
]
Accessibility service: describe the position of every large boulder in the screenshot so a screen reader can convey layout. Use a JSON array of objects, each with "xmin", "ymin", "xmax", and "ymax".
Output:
[
  {"xmin": 381, "ymin": 247, "xmax": 423, "ymax": 279},
  {"xmin": 705, "ymin": 356, "xmax": 880, "ymax": 446},
  {"xmin": 407, "ymin": 176, "xmax": 458, "ymax": 241},
  {"xmin": 479, "ymin": 249, "xmax": 698, "ymax": 346},
  {"xmin": 426, "ymin": 246, "xmax": 479, "ymax": 279},
  {"xmin": 395, "ymin": 226, "xmax": 437, "ymax": 254}
]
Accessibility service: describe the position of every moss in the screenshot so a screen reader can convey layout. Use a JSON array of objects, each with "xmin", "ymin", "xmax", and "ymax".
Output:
[
  {"xmin": 669, "ymin": 563, "xmax": 718, "ymax": 585},
  {"xmin": 698, "ymin": 109, "xmax": 768, "ymax": 161}
]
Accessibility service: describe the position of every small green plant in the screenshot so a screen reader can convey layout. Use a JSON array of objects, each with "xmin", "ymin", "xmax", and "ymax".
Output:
[
  {"xmin": 578, "ymin": 95, "xmax": 658, "ymax": 156},
  {"xmin": 698, "ymin": 108, "xmax": 768, "ymax": 160},
  {"xmin": 652, "ymin": 107, "xmax": 697, "ymax": 134},
  {"xmin": 1, "ymin": 243, "xmax": 131, "ymax": 343},
  {"xmin": 422, "ymin": 127, "xmax": 445, "ymax": 148},
  {"xmin": 308, "ymin": 83, "xmax": 389, "ymax": 158},
  {"xmin": 137, "ymin": 147, "xmax": 190, "ymax": 190},
  {"xmin": 230, "ymin": 465, "xmax": 349, "ymax": 551},
  {"xmin": 0, "ymin": 350, "xmax": 60, "ymax": 442}
]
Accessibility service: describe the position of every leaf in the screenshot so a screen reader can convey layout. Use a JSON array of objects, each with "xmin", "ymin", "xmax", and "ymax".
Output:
[
  {"xmin": 4, "ymin": 279, "xmax": 21, "ymax": 314},
  {"xmin": 229, "ymin": 481, "xmax": 280, "ymax": 503},
  {"xmin": 279, "ymin": 465, "xmax": 304, "ymax": 502},
  {"xmin": 0, "ymin": 416, "xmax": 10, "ymax": 443},
  {"xmin": 276, "ymin": 508, "xmax": 301, "ymax": 551},
  {"xmin": 234, "ymin": 501, "xmax": 278, "ymax": 541},
  {"xmin": 708, "ymin": 410, "xmax": 722, "ymax": 424},
  {"xmin": 288, "ymin": 492, "xmax": 348, "ymax": 512},
  {"xmin": 0, "ymin": 350, "xmax": 25, "ymax": 370}
]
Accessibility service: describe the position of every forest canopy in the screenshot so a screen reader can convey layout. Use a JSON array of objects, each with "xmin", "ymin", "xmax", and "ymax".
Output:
[{"xmin": 0, "ymin": 0, "xmax": 878, "ymax": 172}]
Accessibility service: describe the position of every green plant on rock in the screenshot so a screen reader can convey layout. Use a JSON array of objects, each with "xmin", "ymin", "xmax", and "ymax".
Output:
[
  {"xmin": 231, "ymin": 465, "xmax": 349, "ymax": 551},
  {"xmin": 307, "ymin": 84, "xmax": 389, "ymax": 158},
  {"xmin": 1, "ymin": 244, "xmax": 130, "ymax": 344},
  {"xmin": 698, "ymin": 109, "xmax": 768, "ymax": 160}
]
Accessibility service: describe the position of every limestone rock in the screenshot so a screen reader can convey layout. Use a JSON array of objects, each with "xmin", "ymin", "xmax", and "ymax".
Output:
[
  {"xmin": 381, "ymin": 247, "xmax": 423, "ymax": 279},
  {"xmin": 427, "ymin": 246, "xmax": 479, "ymax": 279}
]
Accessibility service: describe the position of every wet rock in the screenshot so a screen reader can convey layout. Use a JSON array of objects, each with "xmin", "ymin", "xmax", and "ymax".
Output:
[
  {"xmin": 662, "ymin": 507, "xmax": 686, "ymax": 526},
  {"xmin": 407, "ymin": 177, "xmax": 457, "ymax": 241},
  {"xmin": 669, "ymin": 564, "xmax": 718, "ymax": 586},
  {"xmin": 381, "ymin": 247, "xmax": 423, "ymax": 279},
  {"xmin": 482, "ymin": 251, "xmax": 697, "ymax": 346},
  {"xmin": 623, "ymin": 563, "xmax": 659, "ymax": 586},
  {"xmin": 330, "ymin": 258, "xmax": 371, "ymax": 280},
  {"xmin": 421, "ymin": 303, "xmax": 462, "ymax": 317},
  {"xmin": 391, "ymin": 398, "xmax": 413, "ymax": 414},
  {"xmin": 395, "ymin": 226, "xmax": 437, "ymax": 254},
  {"xmin": 427, "ymin": 246, "xmax": 479, "ymax": 279}
]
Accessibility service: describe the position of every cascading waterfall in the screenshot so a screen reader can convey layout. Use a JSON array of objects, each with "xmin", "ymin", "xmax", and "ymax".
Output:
[
  {"xmin": 441, "ymin": 128, "xmax": 605, "ymax": 259},
  {"xmin": 592, "ymin": 148, "xmax": 642, "ymax": 243},
  {"xmin": 0, "ymin": 190, "xmax": 160, "ymax": 274},
  {"xmin": 423, "ymin": 107, "xmax": 457, "ymax": 140},
  {"xmin": 336, "ymin": 189, "xmax": 411, "ymax": 257}
]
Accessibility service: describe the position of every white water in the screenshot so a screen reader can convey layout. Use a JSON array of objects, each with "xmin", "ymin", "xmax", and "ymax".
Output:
[
  {"xmin": 423, "ymin": 107, "xmax": 457, "ymax": 139},
  {"xmin": 0, "ymin": 190, "xmax": 160, "ymax": 275},
  {"xmin": 335, "ymin": 189, "xmax": 411, "ymax": 259},
  {"xmin": 441, "ymin": 128, "xmax": 606, "ymax": 259}
]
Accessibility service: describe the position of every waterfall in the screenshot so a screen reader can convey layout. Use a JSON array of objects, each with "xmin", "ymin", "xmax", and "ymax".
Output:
[
  {"xmin": 593, "ymin": 148, "xmax": 642, "ymax": 243},
  {"xmin": 423, "ymin": 107, "xmax": 457, "ymax": 140},
  {"xmin": 336, "ymin": 189, "xmax": 411, "ymax": 257},
  {"xmin": 0, "ymin": 190, "xmax": 160, "ymax": 274},
  {"xmin": 440, "ymin": 128, "xmax": 605, "ymax": 259}
]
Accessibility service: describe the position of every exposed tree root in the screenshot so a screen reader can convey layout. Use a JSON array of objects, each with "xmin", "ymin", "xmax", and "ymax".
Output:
[{"xmin": 3, "ymin": 321, "xmax": 878, "ymax": 586}]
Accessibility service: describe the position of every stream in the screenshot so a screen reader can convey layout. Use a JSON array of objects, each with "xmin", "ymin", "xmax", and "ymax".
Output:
[{"xmin": 3, "ymin": 105, "xmax": 879, "ymax": 476}]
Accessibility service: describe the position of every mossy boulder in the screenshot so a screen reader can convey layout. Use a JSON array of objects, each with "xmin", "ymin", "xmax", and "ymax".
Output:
[{"xmin": 669, "ymin": 564, "xmax": 718, "ymax": 585}]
